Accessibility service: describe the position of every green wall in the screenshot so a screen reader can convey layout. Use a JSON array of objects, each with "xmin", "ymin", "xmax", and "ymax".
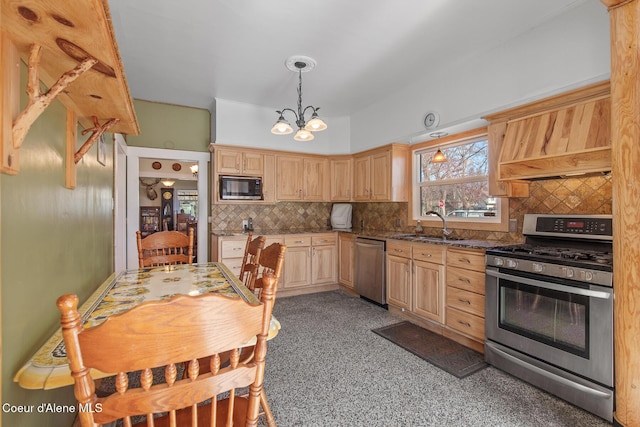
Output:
[
  {"xmin": 126, "ymin": 99, "xmax": 211, "ymax": 151},
  {"xmin": 1, "ymin": 66, "xmax": 115, "ymax": 426}
]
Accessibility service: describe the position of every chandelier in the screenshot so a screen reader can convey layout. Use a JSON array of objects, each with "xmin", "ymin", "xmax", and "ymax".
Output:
[{"xmin": 271, "ymin": 56, "xmax": 327, "ymax": 141}]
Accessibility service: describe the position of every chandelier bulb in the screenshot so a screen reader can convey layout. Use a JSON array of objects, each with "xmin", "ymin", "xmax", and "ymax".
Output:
[{"xmin": 294, "ymin": 128, "xmax": 315, "ymax": 141}]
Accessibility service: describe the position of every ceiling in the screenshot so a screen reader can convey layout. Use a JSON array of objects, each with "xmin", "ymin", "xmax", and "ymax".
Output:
[{"xmin": 108, "ymin": 0, "xmax": 590, "ymax": 118}]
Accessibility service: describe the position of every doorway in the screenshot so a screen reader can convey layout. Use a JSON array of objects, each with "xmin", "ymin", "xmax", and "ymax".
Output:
[{"xmin": 116, "ymin": 142, "xmax": 209, "ymax": 270}]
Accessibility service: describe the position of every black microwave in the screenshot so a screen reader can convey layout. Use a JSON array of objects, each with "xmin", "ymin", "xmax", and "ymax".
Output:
[{"xmin": 219, "ymin": 175, "xmax": 263, "ymax": 200}]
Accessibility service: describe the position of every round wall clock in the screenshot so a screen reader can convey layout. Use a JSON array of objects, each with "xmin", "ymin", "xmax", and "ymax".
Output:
[
  {"xmin": 424, "ymin": 112, "xmax": 440, "ymax": 129},
  {"xmin": 163, "ymin": 191, "xmax": 173, "ymax": 200}
]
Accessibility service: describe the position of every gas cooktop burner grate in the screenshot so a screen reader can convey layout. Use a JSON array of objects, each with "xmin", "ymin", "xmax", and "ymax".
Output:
[{"xmin": 491, "ymin": 244, "xmax": 613, "ymax": 266}]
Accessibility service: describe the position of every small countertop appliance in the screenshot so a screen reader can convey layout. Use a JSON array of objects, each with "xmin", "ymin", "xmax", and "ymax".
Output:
[{"xmin": 331, "ymin": 203, "xmax": 352, "ymax": 230}]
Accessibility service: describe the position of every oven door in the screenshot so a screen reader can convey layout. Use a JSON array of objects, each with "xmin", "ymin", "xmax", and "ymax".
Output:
[{"xmin": 485, "ymin": 266, "xmax": 613, "ymax": 387}]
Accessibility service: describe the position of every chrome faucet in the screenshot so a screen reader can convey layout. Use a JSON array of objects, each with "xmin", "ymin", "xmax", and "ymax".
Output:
[{"xmin": 424, "ymin": 210, "xmax": 452, "ymax": 239}]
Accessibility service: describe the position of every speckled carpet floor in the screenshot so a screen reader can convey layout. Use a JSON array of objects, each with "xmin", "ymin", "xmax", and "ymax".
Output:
[{"xmin": 260, "ymin": 290, "xmax": 612, "ymax": 427}]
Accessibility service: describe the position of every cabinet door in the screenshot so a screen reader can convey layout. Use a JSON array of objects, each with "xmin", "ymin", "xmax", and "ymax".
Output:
[
  {"xmin": 338, "ymin": 234, "xmax": 354, "ymax": 287},
  {"xmin": 276, "ymin": 156, "xmax": 303, "ymax": 200},
  {"xmin": 412, "ymin": 260, "xmax": 444, "ymax": 322},
  {"xmin": 312, "ymin": 245, "xmax": 336, "ymax": 284},
  {"xmin": 386, "ymin": 254, "xmax": 411, "ymax": 310},
  {"xmin": 304, "ymin": 158, "xmax": 326, "ymax": 201},
  {"xmin": 283, "ymin": 245, "xmax": 311, "ymax": 288},
  {"xmin": 370, "ymin": 150, "xmax": 391, "ymax": 201},
  {"xmin": 330, "ymin": 158, "xmax": 352, "ymax": 201},
  {"xmin": 243, "ymin": 152, "xmax": 264, "ymax": 175},
  {"xmin": 262, "ymin": 154, "xmax": 276, "ymax": 203},
  {"xmin": 216, "ymin": 148, "xmax": 242, "ymax": 174},
  {"xmin": 353, "ymin": 155, "xmax": 370, "ymax": 200}
]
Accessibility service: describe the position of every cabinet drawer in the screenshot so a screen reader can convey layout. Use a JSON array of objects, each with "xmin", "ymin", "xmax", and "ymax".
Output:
[
  {"xmin": 446, "ymin": 307, "xmax": 485, "ymax": 341},
  {"xmin": 222, "ymin": 257, "xmax": 243, "ymax": 277},
  {"xmin": 446, "ymin": 267, "xmax": 485, "ymax": 295},
  {"xmin": 447, "ymin": 248, "xmax": 485, "ymax": 272},
  {"xmin": 312, "ymin": 234, "xmax": 336, "ymax": 246},
  {"xmin": 221, "ymin": 240, "xmax": 246, "ymax": 258},
  {"xmin": 386, "ymin": 241, "xmax": 412, "ymax": 258},
  {"xmin": 412, "ymin": 243, "xmax": 445, "ymax": 264},
  {"xmin": 446, "ymin": 286, "xmax": 485, "ymax": 318},
  {"xmin": 285, "ymin": 235, "xmax": 311, "ymax": 247}
]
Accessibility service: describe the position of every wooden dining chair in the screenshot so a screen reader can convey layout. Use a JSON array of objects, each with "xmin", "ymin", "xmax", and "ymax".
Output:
[
  {"xmin": 136, "ymin": 228, "xmax": 194, "ymax": 268},
  {"xmin": 252, "ymin": 243, "xmax": 287, "ymax": 297},
  {"xmin": 239, "ymin": 233, "xmax": 266, "ymax": 291},
  {"xmin": 247, "ymin": 242, "xmax": 287, "ymax": 427},
  {"xmin": 57, "ymin": 273, "xmax": 278, "ymax": 427}
]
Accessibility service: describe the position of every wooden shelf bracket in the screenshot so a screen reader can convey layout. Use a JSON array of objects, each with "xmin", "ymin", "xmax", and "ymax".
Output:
[
  {"xmin": 74, "ymin": 116, "xmax": 119, "ymax": 164},
  {"xmin": 11, "ymin": 44, "xmax": 98, "ymax": 152}
]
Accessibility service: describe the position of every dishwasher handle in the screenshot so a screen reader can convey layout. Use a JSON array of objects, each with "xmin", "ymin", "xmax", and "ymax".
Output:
[
  {"xmin": 355, "ymin": 237, "xmax": 386, "ymax": 250},
  {"xmin": 356, "ymin": 241, "xmax": 385, "ymax": 249}
]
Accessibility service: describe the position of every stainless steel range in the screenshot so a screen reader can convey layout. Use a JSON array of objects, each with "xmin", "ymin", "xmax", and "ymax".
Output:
[{"xmin": 484, "ymin": 214, "xmax": 614, "ymax": 421}]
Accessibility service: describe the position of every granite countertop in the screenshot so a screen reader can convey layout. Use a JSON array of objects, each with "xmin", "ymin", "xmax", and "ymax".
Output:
[
  {"xmin": 212, "ymin": 229, "xmax": 505, "ymax": 250},
  {"xmin": 342, "ymin": 230, "xmax": 505, "ymax": 250}
]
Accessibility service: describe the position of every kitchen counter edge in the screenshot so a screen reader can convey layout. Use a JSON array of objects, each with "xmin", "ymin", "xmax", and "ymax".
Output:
[{"xmin": 211, "ymin": 229, "xmax": 504, "ymax": 250}]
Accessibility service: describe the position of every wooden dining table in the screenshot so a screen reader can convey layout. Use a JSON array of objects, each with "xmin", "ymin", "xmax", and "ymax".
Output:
[{"xmin": 14, "ymin": 262, "xmax": 281, "ymax": 390}]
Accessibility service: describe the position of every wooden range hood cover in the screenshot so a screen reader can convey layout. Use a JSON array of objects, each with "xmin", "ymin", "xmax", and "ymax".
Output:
[{"xmin": 485, "ymin": 81, "xmax": 611, "ymax": 181}]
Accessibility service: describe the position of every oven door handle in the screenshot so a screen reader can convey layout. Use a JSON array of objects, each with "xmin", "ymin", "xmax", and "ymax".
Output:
[
  {"xmin": 486, "ymin": 269, "xmax": 611, "ymax": 299},
  {"xmin": 488, "ymin": 343, "xmax": 613, "ymax": 400}
]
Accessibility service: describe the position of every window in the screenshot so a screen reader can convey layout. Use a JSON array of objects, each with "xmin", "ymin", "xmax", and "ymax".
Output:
[
  {"xmin": 413, "ymin": 135, "xmax": 501, "ymax": 226},
  {"xmin": 177, "ymin": 190, "xmax": 198, "ymax": 217}
]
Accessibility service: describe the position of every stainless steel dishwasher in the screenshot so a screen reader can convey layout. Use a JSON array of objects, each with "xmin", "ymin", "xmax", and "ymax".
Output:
[{"xmin": 354, "ymin": 237, "xmax": 386, "ymax": 306}]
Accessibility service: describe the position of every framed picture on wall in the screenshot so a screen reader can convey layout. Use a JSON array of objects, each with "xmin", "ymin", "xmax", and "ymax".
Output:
[{"xmin": 97, "ymin": 134, "xmax": 107, "ymax": 166}]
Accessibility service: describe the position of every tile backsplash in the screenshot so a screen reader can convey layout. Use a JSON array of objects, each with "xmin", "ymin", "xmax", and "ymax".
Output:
[
  {"xmin": 211, "ymin": 202, "xmax": 333, "ymax": 233},
  {"xmin": 211, "ymin": 175, "xmax": 612, "ymax": 243}
]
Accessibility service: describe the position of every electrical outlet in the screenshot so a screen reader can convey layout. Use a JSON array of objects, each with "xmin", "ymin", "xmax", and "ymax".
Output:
[
  {"xmin": 395, "ymin": 219, "xmax": 402, "ymax": 227},
  {"xmin": 242, "ymin": 219, "xmax": 248, "ymax": 230},
  {"xmin": 509, "ymin": 218, "xmax": 518, "ymax": 233}
]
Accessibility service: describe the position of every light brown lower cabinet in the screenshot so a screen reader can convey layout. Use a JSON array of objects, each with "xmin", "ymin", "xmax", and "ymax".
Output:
[
  {"xmin": 386, "ymin": 240, "xmax": 486, "ymax": 351},
  {"xmin": 412, "ymin": 259, "xmax": 445, "ymax": 323},
  {"xmin": 386, "ymin": 240, "xmax": 445, "ymax": 321},
  {"xmin": 311, "ymin": 234, "xmax": 337, "ymax": 284},
  {"xmin": 338, "ymin": 233, "xmax": 355, "ymax": 288},
  {"xmin": 445, "ymin": 247, "xmax": 487, "ymax": 342},
  {"xmin": 283, "ymin": 233, "xmax": 337, "ymax": 290}
]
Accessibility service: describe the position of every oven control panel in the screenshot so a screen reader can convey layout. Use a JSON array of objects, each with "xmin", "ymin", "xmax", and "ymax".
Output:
[{"xmin": 523, "ymin": 214, "xmax": 613, "ymax": 240}]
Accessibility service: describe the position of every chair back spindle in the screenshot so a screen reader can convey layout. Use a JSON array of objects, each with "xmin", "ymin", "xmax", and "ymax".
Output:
[{"xmin": 58, "ymin": 273, "xmax": 278, "ymax": 427}]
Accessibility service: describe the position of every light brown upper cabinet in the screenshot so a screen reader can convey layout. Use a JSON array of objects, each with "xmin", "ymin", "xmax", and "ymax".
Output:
[
  {"xmin": 211, "ymin": 145, "xmax": 273, "ymax": 204},
  {"xmin": 276, "ymin": 155, "xmax": 328, "ymax": 201},
  {"xmin": 216, "ymin": 147, "xmax": 264, "ymax": 176},
  {"xmin": 330, "ymin": 156, "xmax": 353, "ymax": 201},
  {"xmin": 353, "ymin": 144, "xmax": 409, "ymax": 202}
]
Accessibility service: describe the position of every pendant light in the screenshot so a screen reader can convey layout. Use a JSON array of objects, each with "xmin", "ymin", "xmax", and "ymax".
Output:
[
  {"xmin": 271, "ymin": 56, "xmax": 327, "ymax": 141},
  {"xmin": 429, "ymin": 131, "xmax": 449, "ymax": 163},
  {"xmin": 432, "ymin": 149, "xmax": 447, "ymax": 163}
]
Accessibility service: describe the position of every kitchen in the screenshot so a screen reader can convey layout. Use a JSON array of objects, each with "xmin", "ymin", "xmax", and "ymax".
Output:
[{"xmin": 1, "ymin": 1, "xmax": 639, "ymax": 427}]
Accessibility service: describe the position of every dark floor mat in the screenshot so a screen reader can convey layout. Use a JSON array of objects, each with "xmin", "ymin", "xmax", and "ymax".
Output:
[{"xmin": 372, "ymin": 321, "xmax": 488, "ymax": 379}]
